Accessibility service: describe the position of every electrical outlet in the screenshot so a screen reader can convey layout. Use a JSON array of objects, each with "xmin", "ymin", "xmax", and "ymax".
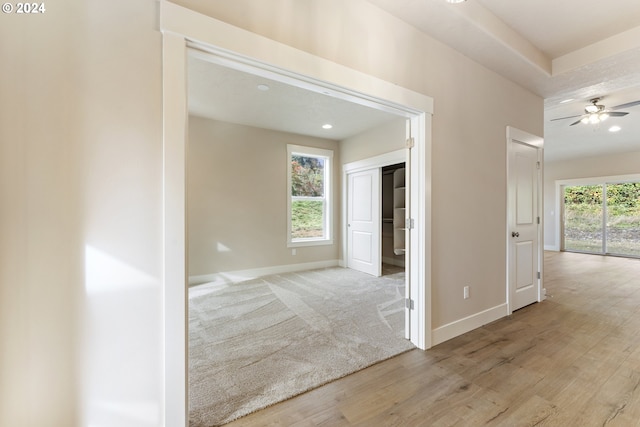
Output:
[
  {"xmin": 463, "ymin": 286, "xmax": 470, "ymax": 299},
  {"xmin": 292, "ymin": 248, "xmax": 297, "ymax": 255}
]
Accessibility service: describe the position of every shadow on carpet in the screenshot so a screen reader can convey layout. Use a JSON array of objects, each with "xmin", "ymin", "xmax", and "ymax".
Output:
[{"xmin": 188, "ymin": 267, "xmax": 414, "ymax": 427}]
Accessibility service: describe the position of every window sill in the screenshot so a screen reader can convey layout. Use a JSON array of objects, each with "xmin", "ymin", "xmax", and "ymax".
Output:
[{"xmin": 288, "ymin": 239, "xmax": 334, "ymax": 248}]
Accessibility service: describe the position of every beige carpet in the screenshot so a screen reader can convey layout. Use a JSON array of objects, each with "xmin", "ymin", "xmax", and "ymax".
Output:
[{"xmin": 188, "ymin": 266, "xmax": 414, "ymax": 427}]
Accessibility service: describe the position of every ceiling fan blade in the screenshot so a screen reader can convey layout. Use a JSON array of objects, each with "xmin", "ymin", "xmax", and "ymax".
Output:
[
  {"xmin": 569, "ymin": 119, "xmax": 582, "ymax": 126},
  {"xmin": 550, "ymin": 114, "xmax": 583, "ymax": 121},
  {"xmin": 610, "ymin": 100, "xmax": 640, "ymax": 110},
  {"xmin": 607, "ymin": 111, "xmax": 629, "ymax": 117}
]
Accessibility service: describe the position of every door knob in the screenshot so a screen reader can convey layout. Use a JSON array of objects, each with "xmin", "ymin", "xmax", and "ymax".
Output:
[{"xmin": 512, "ymin": 231, "xmax": 519, "ymax": 237}]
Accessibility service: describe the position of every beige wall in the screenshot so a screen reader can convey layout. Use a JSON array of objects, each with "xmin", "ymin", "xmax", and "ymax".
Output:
[
  {"xmin": 173, "ymin": 0, "xmax": 543, "ymax": 331},
  {"xmin": 2, "ymin": 0, "xmax": 544, "ymax": 424},
  {"xmin": 544, "ymin": 151, "xmax": 640, "ymax": 249},
  {"xmin": 1, "ymin": 1, "xmax": 163, "ymax": 426},
  {"xmin": 188, "ymin": 117, "xmax": 340, "ymax": 277},
  {"xmin": 188, "ymin": 117, "xmax": 407, "ymax": 279},
  {"xmin": 340, "ymin": 118, "xmax": 406, "ymax": 164}
]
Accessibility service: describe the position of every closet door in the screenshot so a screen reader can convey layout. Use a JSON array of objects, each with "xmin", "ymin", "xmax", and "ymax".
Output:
[{"xmin": 347, "ymin": 168, "xmax": 381, "ymax": 277}]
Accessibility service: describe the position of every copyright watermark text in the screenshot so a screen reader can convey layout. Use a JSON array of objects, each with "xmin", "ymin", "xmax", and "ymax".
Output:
[{"xmin": 2, "ymin": 3, "xmax": 46, "ymax": 14}]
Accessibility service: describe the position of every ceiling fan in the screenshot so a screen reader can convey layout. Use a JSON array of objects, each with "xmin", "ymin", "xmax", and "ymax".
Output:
[{"xmin": 550, "ymin": 97, "xmax": 640, "ymax": 126}]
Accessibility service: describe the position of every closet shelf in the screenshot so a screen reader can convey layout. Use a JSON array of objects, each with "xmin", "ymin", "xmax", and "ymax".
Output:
[{"xmin": 393, "ymin": 168, "xmax": 406, "ymax": 256}]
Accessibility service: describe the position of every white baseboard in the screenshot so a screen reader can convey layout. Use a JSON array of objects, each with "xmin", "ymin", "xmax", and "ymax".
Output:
[
  {"xmin": 338, "ymin": 258, "xmax": 403, "ymax": 268},
  {"xmin": 544, "ymin": 245, "xmax": 560, "ymax": 251},
  {"xmin": 431, "ymin": 303, "xmax": 508, "ymax": 346},
  {"xmin": 189, "ymin": 259, "xmax": 340, "ymax": 287}
]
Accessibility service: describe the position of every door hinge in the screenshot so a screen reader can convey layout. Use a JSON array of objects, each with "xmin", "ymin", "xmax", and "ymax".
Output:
[
  {"xmin": 537, "ymin": 216, "xmax": 540, "ymax": 225},
  {"xmin": 405, "ymin": 218, "xmax": 414, "ymax": 229},
  {"xmin": 537, "ymin": 271, "xmax": 541, "ymax": 279},
  {"xmin": 405, "ymin": 298, "xmax": 414, "ymax": 310},
  {"xmin": 406, "ymin": 137, "xmax": 415, "ymax": 149},
  {"xmin": 536, "ymin": 161, "xmax": 541, "ymax": 169}
]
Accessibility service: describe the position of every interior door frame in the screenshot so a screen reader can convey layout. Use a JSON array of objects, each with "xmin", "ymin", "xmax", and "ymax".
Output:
[
  {"xmin": 506, "ymin": 126, "xmax": 544, "ymax": 314},
  {"xmin": 160, "ymin": 2, "xmax": 433, "ymax": 425},
  {"xmin": 342, "ymin": 149, "xmax": 407, "ymax": 269}
]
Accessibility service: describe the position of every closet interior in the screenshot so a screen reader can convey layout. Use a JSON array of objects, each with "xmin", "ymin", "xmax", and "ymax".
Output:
[{"xmin": 382, "ymin": 163, "xmax": 406, "ymax": 268}]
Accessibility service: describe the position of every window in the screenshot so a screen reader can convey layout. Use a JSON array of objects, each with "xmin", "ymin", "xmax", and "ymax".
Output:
[
  {"xmin": 564, "ymin": 181, "xmax": 640, "ymax": 257},
  {"xmin": 287, "ymin": 145, "xmax": 333, "ymax": 246}
]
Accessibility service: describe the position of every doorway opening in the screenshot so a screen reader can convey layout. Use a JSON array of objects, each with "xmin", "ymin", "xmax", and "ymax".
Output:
[
  {"xmin": 161, "ymin": 5, "xmax": 433, "ymax": 422},
  {"xmin": 186, "ymin": 50, "xmax": 416, "ymax": 424}
]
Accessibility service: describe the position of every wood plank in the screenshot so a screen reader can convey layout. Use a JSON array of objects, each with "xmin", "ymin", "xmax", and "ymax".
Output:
[{"xmin": 224, "ymin": 252, "xmax": 640, "ymax": 426}]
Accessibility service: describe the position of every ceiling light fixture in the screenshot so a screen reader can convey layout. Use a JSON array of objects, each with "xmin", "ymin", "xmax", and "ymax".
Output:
[
  {"xmin": 580, "ymin": 112, "xmax": 609, "ymax": 125},
  {"xmin": 580, "ymin": 99, "xmax": 610, "ymax": 125},
  {"xmin": 257, "ymin": 84, "xmax": 270, "ymax": 91},
  {"xmin": 609, "ymin": 126, "xmax": 621, "ymax": 133},
  {"xmin": 322, "ymin": 124, "xmax": 333, "ymax": 129},
  {"xmin": 446, "ymin": 0, "xmax": 466, "ymax": 3}
]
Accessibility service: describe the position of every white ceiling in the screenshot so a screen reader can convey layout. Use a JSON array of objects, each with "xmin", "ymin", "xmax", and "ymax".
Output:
[
  {"xmin": 188, "ymin": 56, "xmax": 400, "ymax": 141},
  {"xmin": 367, "ymin": 0, "xmax": 640, "ymax": 162},
  {"xmin": 188, "ymin": 0, "xmax": 640, "ymax": 162},
  {"xmin": 469, "ymin": 0, "xmax": 640, "ymax": 58}
]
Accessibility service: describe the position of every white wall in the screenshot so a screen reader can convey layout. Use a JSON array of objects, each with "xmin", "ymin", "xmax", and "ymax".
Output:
[
  {"xmin": 544, "ymin": 151, "xmax": 640, "ymax": 249},
  {"xmin": 188, "ymin": 117, "xmax": 340, "ymax": 278},
  {"xmin": 0, "ymin": 1, "xmax": 163, "ymax": 426}
]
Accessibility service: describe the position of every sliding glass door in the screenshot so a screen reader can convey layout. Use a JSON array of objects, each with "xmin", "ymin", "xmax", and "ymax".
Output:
[
  {"xmin": 563, "ymin": 182, "xmax": 640, "ymax": 257},
  {"xmin": 564, "ymin": 185, "xmax": 603, "ymax": 253},
  {"xmin": 606, "ymin": 183, "xmax": 640, "ymax": 257}
]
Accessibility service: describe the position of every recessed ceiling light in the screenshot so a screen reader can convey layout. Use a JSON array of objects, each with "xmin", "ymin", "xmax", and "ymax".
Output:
[
  {"xmin": 322, "ymin": 124, "xmax": 333, "ymax": 129},
  {"xmin": 446, "ymin": 0, "xmax": 466, "ymax": 3},
  {"xmin": 257, "ymin": 84, "xmax": 270, "ymax": 91},
  {"xmin": 609, "ymin": 126, "xmax": 621, "ymax": 132},
  {"xmin": 560, "ymin": 99, "xmax": 574, "ymax": 104}
]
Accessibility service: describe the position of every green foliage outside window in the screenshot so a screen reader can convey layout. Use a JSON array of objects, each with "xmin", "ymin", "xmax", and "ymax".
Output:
[
  {"xmin": 565, "ymin": 183, "xmax": 640, "ymax": 216},
  {"xmin": 564, "ymin": 183, "xmax": 640, "ymax": 255},
  {"xmin": 290, "ymin": 154, "xmax": 327, "ymax": 240},
  {"xmin": 291, "ymin": 155, "xmax": 324, "ymax": 197},
  {"xmin": 291, "ymin": 200, "xmax": 324, "ymax": 239}
]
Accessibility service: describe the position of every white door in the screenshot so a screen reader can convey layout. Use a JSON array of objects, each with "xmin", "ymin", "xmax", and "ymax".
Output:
[
  {"xmin": 347, "ymin": 169, "xmax": 381, "ymax": 277},
  {"xmin": 508, "ymin": 140, "xmax": 541, "ymax": 311}
]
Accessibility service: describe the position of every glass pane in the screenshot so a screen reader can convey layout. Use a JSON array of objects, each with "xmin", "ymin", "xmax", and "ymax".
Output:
[
  {"xmin": 564, "ymin": 185, "xmax": 603, "ymax": 253},
  {"xmin": 291, "ymin": 155, "xmax": 325, "ymax": 197},
  {"xmin": 606, "ymin": 182, "xmax": 640, "ymax": 257},
  {"xmin": 291, "ymin": 199, "xmax": 324, "ymax": 239}
]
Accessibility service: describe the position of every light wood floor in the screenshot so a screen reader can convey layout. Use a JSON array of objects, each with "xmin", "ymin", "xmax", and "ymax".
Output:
[{"xmin": 224, "ymin": 252, "xmax": 640, "ymax": 426}]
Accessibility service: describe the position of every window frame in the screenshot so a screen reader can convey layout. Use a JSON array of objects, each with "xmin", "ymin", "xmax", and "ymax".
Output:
[{"xmin": 287, "ymin": 144, "xmax": 334, "ymax": 247}]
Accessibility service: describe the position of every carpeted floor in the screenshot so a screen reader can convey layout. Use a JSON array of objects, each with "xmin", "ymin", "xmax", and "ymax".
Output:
[{"xmin": 188, "ymin": 266, "xmax": 414, "ymax": 427}]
